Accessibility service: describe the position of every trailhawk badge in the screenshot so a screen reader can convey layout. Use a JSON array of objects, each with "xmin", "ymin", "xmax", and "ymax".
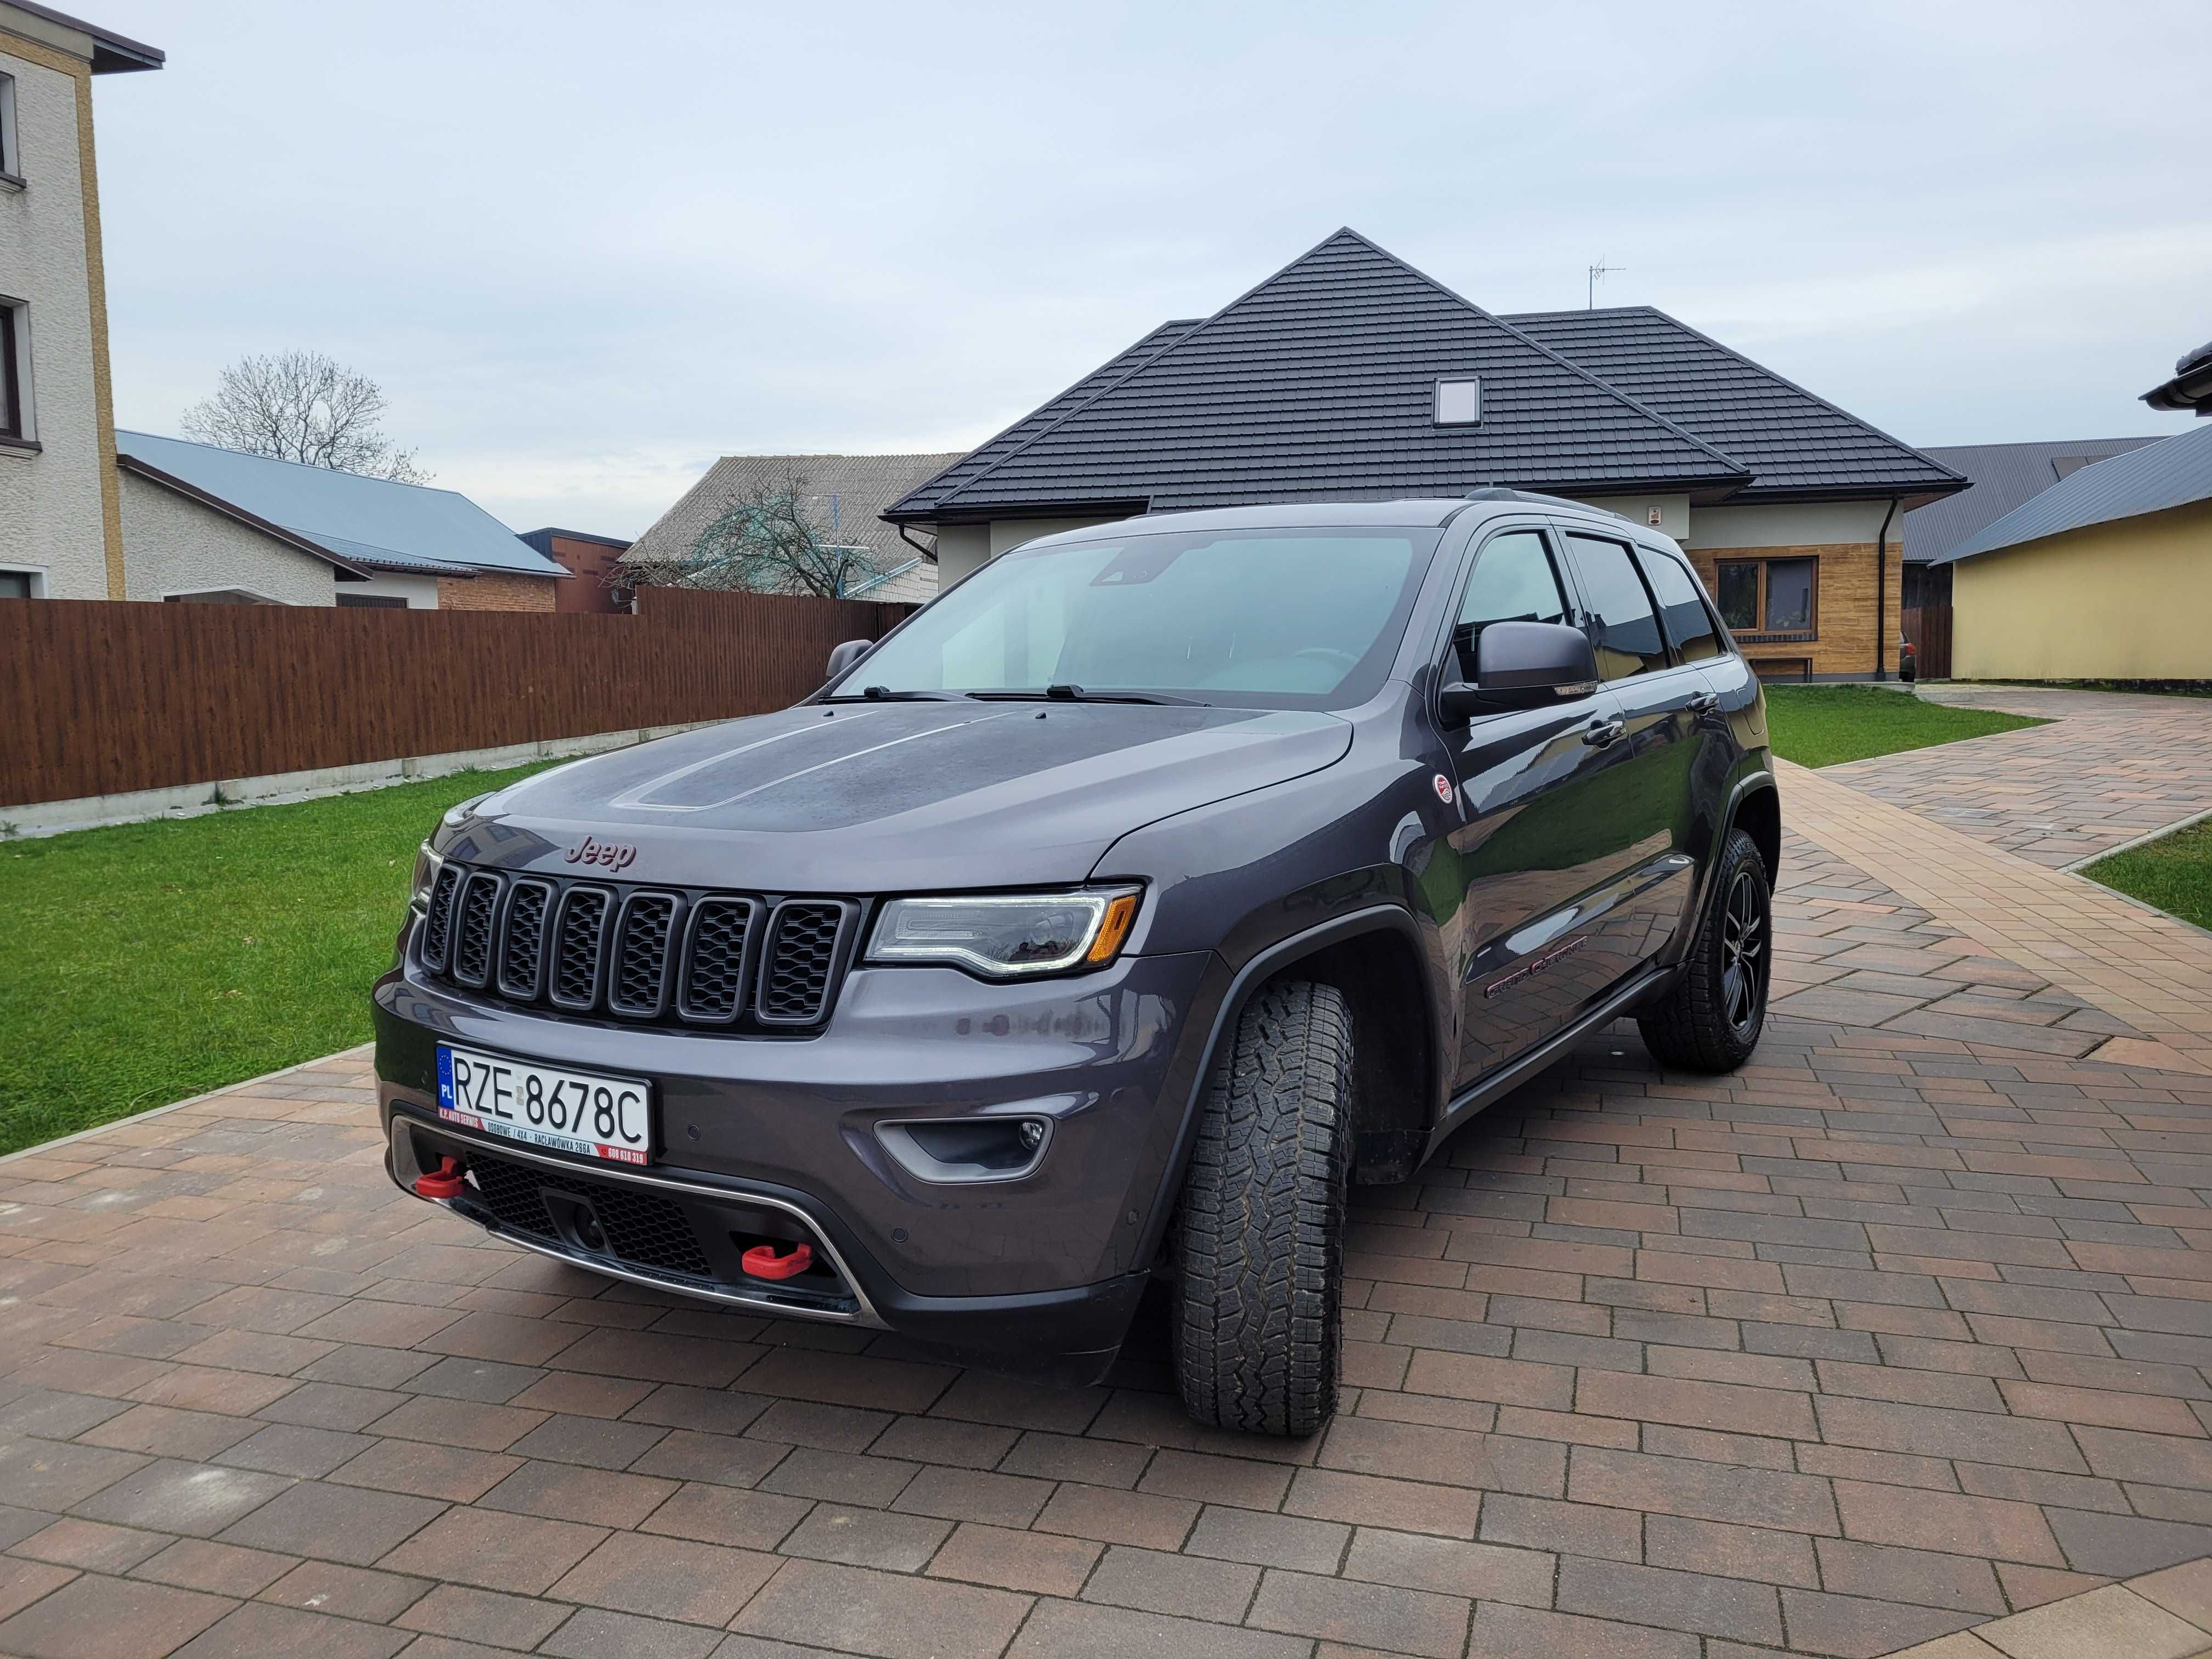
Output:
[{"xmin": 1432, "ymin": 774, "xmax": 1455, "ymax": 805}]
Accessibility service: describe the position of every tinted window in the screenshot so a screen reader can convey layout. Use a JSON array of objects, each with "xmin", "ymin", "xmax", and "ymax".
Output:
[
  {"xmin": 1638, "ymin": 550, "xmax": 1724, "ymax": 663},
  {"xmin": 1765, "ymin": 557, "xmax": 1814, "ymax": 631},
  {"xmin": 1449, "ymin": 529, "xmax": 1568, "ymax": 679},
  {"xmin": 833, "ymin": 528, "xmax": 1439, "ymax": 710},
  {"xmin": 1717, "ymin": 562, "xmax": 1758, "ymax": 631},
  {"xmin": 1566, "ymin": 534, "xmax": 1668, "ymax": 680}
]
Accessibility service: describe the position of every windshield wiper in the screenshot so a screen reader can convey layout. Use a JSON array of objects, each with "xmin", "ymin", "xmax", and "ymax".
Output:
[
  {"xmin": 967, "ymin": 684, "xmax": 1199, "ymax": 706},
  {"xmin": 821, "ymin": 686, "xmax": 956, "ymax": 702}
]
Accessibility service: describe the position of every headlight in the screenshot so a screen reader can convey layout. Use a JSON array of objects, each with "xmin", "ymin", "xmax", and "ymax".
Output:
[
  {"xmin": 866, "ymin": 888, "xmax": 1142, "ymax": 978},
  {"xmin": 409, "ymin": 842, "xmax": 443, "ymax": 912},
  {"xmin": 442, "ymin": 791, "xmax": 492, "ymax": 829}
]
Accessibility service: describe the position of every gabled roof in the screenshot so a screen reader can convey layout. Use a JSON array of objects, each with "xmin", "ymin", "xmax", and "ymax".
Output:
[
  {"xmin": 885, "ymin": 229, "xmax": 1754, "ymax": 524},
  {"xmin": 625, "ymin": 452, "xmax": 962, "ymax": 601},
  {"xmin": 1933, "ymin": 422, "xmax": 2212, "ymax": 565},
  {"xmin": 115, "ymin": 432, "xmax": 565, "ymax": 579},
  {"xmin": 1902, "ymin": 437, "xmax": 2164, "ymax": 564},
  {"xmin": 1503, "ymin": 307, "xmax": 1966, "ymax": 501}
]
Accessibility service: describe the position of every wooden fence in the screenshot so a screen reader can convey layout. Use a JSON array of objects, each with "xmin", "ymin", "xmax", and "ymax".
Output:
[
  {"xmin": 1903, "ymin": 603, "xmax": 1953, "ymax": 681},
  {"xmin": 0, "ymin": 588, "xmax": 915, "ymax": 808}
]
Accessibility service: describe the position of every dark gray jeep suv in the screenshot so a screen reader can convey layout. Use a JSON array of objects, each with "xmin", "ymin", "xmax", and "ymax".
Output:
[{"xmin": 375, "ymin": 492, "xmax": 1778, "ymax": 1435}]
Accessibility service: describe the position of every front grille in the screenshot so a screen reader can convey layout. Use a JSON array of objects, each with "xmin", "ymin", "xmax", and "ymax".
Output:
[
  {"xmin": 452, "ymin": 872, "xmax": 503, "ymax": 988},
  {"xmin": 759, "ymin": 902, "xmax": 847, "ymax": 1025},
  {"xmin": 465, "ymin": 1153, "xmax": 712, "ymax": 1277},
  {"xmin": 421, "ymin": 864, "xmax": 464, "ymax": 972},
  {"xmin": 679, "ymin": 898, "xmax": 755, "ymax": 1023},
  {"xmin": 498, "ymin": 881, "xmax": 551, "ymax": 1001},
  {"xmin": 420, "ymin": 862, "xmax": 854, "ymax": 1033},
  {"xmin": 609, "ymin": 893, "xmax": 679, "ymax": 1018}
]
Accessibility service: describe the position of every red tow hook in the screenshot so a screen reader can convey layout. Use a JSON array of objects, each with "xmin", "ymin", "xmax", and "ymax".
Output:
[
  {"xmin": 414, "ymin": 1155, "xmax": 466, "ymax": 1200},
  {"xmin": 742, "ymin": 1242, "xmax": 813, "ymax": 1280}
]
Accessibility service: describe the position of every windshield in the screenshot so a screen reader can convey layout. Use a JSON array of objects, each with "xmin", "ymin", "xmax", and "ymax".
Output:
[{"xmin": 832, "ymin": 527, "xmax": 1440, "ymax": 709}]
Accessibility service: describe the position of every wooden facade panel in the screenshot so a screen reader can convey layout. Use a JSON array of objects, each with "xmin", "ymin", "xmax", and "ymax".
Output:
[
  {"xmin": 0, "ymin": 588, "xmax": 913, "ymax": 808},
  {"xmin": 1684, "ymin": 539, "xmax": 1901, "ymax": 679}
]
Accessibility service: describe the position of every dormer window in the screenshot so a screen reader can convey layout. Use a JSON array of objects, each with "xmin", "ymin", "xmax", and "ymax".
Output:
[{"xmin": 1433, "ymin": 377, "xmax": 1481, "ymax": 426}]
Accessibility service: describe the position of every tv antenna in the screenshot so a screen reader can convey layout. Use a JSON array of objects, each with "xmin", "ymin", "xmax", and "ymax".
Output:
[{"xmin": 1587, "ymin": 259, "xmax": 1624, "ymax": 309}]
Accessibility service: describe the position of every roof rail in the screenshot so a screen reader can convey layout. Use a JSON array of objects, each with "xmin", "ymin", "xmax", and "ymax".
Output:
[{"xmin": 1459, "ymin": 486, "xmax": 1630, "ymax": 519}]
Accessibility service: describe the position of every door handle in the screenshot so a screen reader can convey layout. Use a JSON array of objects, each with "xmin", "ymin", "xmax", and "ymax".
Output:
[
  {"xmin": 1687, "ymin": 691, "xmax": 1720, "ymax": 716},
  {"xmin": 1582, "ymin": 716, "xmax": 1626, "ymax": 748}
]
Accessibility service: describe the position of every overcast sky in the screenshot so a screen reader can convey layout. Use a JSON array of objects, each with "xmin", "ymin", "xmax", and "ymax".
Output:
[{"xmin": 87, "ymin": 0, "xmax": 2211, "ymax": 537}]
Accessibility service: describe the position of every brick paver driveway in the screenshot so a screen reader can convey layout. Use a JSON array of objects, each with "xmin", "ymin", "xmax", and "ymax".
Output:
[{"xmin": 8, "ymin": 688, "xmax": 2212, "ymax": 1659}]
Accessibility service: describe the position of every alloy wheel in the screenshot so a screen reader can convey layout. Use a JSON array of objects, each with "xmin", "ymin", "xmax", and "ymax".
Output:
[{"xmin": 1720, "ymin": 868, "xmax": 1767, "ymax": 1035}]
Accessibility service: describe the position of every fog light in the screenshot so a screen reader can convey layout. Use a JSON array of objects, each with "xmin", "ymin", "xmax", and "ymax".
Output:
[{"xmin": 876, "ymin": 1116, "xmax": 1053, "ymax": 1184}]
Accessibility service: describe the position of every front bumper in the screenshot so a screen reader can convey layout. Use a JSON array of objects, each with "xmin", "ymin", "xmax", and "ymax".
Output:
[{"xmin": 375, "ymin": 945, "xmax": 1224, "ymax": 1379}]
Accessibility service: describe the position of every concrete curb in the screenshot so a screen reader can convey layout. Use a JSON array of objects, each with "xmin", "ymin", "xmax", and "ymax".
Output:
[
  {"xmin": 3, "ymin": 721, "xmax": 722, "ymax": 839},
  {"xmin": 0, "ymin": 1042, "xmax": 373, "ymax": 1166}
]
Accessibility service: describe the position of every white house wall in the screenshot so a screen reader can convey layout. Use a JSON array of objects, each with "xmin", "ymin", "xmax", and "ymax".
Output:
[
  {"xmin": 0, "ymin": 43, "xmax": 106, "ymax": 597},
  {"xmin": 118, "ymin": 470, "xmax": 336, "ymax": 605},
  {"xmin": 1685, "ymin": 500, "xmax": 1895, "ymax": 550},
  {"xmin": 341, "ymin": 571, "xmax": 439, "ymax": 607}
]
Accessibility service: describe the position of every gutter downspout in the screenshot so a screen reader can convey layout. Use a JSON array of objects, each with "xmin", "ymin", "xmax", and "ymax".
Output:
[
  {"xmin": 897, "ymin": 524, "xmax": 936, "ymax": 562},
  {"xmin": 1873, "ymin": 495, "xmax": 1898, "ymax": 681}
]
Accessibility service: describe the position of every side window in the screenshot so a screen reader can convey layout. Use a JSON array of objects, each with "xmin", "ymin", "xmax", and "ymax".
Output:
[
  {"xmin": 1637, "ymin": 549, "xmax": 1724, "ymax": 663},
  {"xmin": 1450, "ymin": 529, "xmax": 1568, "ymax": 680},
  {"xmin": 1564, "ymin": 533, "xmax": 1668, "ymax": 680}
]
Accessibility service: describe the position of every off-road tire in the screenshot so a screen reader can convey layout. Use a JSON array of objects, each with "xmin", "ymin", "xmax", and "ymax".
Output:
[
  {"xmin": 1173, "ymin": 979, "xmax": 1352, "ymax": 1437},
  {"xmin": 1638, "ymin": 826, "xmax": 1771, "ymax": 1074}
]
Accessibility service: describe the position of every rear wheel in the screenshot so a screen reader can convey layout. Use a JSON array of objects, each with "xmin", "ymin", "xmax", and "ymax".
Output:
[
  {"xmin": 1637, "ymin": 827, "xmax": 1770, "ymax": 1073},
  {"xmin": 1173, "ymin": 979, "xmax": 1352, "ymax": 1437}
]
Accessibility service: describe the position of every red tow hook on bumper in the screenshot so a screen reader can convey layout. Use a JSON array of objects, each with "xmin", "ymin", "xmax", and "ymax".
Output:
[
  {"xmin": 414, "ymin": 1155, "xmax": 466, "ymax": 1200},
  {"xmin": 742, "ymin": 1242, "xmax": 812, "ymax": 1280}
]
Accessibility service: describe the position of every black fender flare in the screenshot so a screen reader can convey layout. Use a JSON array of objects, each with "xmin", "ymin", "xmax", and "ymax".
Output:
[
  {"xmin": 1131, "ymin": 903, "xmax": 1438, "ymax": 1270},
  {"xmin": 1662, "ymin": 768, "xmax": 1780, "ymax": 967}
]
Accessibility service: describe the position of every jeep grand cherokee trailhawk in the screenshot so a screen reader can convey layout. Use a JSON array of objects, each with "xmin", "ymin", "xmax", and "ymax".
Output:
[{"xmin": 376, "ymin": 492, "xmax": 1778, "ymax": 1436}]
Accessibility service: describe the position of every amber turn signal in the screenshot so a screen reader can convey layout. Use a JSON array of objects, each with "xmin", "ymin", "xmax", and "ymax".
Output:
[{"xmin": 1086, "ymin": 891, "xmax": 1141, "ymax": 964}]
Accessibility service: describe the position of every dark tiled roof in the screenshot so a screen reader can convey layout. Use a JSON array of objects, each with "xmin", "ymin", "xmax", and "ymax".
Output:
[
  {"xmin": 1902, "ymin": 437, "xmax": 2164, "ymax": 563},
  {"xmin": 1504, "ymin": 307, "xmax": 1964, "ymax": 500},
  {"xmin": 886, "ymin": 230, "xmax": 1752, "ymax": 522},
  {"xmin": 1933, "ymin": 422, "xmax": 2212, "ymax": 565}
]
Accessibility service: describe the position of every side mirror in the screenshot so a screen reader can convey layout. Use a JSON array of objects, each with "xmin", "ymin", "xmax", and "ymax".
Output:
[
  {"xmin": 825, "ymin": 639, "xmax": 873, "ymax": 682},
  {"xmin": 1440, "ymin": 621, "xmax": 1601, "ymax": 722}
]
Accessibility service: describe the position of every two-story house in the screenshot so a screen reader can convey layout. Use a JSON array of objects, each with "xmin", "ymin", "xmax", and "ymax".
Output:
[{"xmin": 0, "ymin": 0, "xmax": 159, "ymax": 600}]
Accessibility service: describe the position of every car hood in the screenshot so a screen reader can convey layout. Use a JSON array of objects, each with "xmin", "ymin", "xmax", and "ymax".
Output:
[{"xmin": 441, "ymin": 701, "xmax": 1353, "ymax": 890}]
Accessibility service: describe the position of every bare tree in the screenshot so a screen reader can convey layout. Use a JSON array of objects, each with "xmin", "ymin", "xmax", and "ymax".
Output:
[
  {"xmin": 625, "ymin": 469, "xmax": 883, "ymax": 598},
  {"xmin": 180, "ymin": 351, "xmax": 429, "ymax": 483}
]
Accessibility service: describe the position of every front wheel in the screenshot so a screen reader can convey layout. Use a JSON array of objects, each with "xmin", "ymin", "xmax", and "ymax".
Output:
[
  {"xmin": 1172, "ymin": 979, "xmax": 1352, "ymax": 1437},
  {"xmin": 1637, "ymin": 827, "xmax": 1771, "ymax": 1073}
]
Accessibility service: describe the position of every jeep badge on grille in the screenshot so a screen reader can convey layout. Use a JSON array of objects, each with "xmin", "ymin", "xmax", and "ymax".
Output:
[{"xmin": 565, "ymin": 836, "xmax": 638, "ymax": 872}]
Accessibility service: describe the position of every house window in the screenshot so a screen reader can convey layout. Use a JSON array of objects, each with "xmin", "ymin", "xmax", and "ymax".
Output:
[
  {"xmin": 0, "ymin": 73, "xmax": 18, "ymax": 179},
  {"xmin": 0, "ymin": 300, "xmax": 27, "ymax": 442},
  {"xmin": 0, "ymin": 566, "xmax": 46, "ymax": 598},
  {"xmin": 1716, "ymin": 556, "xmax": 1817, "ymax": 637}
]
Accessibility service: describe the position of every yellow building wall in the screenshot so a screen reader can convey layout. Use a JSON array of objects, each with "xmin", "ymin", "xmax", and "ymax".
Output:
[{"xmin": 1952, "ymin": 499, "xmax": 2212, "ymax": 681}]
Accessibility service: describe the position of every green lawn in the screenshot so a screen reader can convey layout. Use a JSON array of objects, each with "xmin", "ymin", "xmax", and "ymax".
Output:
[
  {"xmin": 0, "ymin": 764, "xmax": 551, "ymax": 1157},
  {"xmin": 2084, "ymin": 819, "xmax": 2212, "ymax": 933},
  {"xmin": 1763, "ymin": 685, "xmax": 2047, "ymax": 769}
]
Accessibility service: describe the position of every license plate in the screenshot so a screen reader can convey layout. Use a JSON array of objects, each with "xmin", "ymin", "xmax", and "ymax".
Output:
[{"xmin": 436, "ymin": 1045, "xmax": 652, "ymax": 1166}]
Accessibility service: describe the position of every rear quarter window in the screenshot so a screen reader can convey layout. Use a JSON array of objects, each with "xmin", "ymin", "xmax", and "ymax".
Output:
[{"xmin": 1637, "ymin": 549, "xmax": 1727, "ymax": 663}]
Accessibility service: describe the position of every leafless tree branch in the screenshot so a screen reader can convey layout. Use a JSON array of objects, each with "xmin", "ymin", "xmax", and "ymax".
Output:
[{"xmin": 180, "ymin": 351, "xmax": 430, "ymax": 484}]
